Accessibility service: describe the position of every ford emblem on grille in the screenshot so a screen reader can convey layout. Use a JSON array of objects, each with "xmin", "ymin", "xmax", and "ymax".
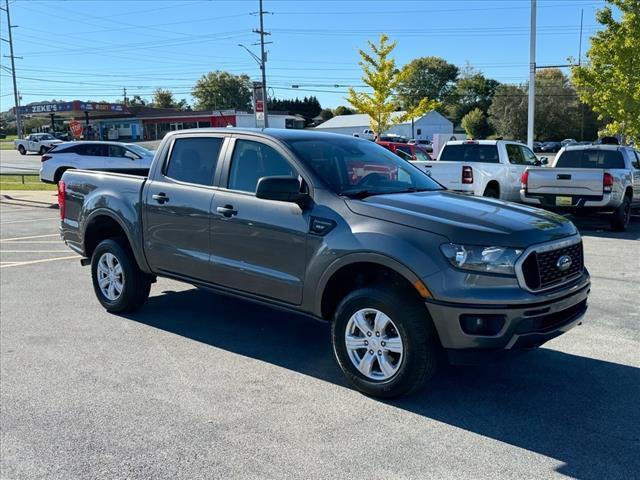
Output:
[{"xmin": 557, "ymin": 255, "xmax": 573, "ymax": 271}]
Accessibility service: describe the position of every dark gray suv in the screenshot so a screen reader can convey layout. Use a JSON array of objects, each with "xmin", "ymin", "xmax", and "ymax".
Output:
[{"xmin": 59, "ymin": 129, "xmax": 591, "ymax": 397}]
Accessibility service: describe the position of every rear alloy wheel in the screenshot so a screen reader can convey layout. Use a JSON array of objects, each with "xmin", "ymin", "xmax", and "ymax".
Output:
[
  {"xmin": 332, "ymin": 286, "xmax": 440, "ymax": 398},
  {"xmin": 91, "ymin": 238, "xmax": 151, "ymax": 312},
  {"xmin": 18, "ymin": 145, "xmax": 26, "ymax": 155},
  {"xmin": 611, "ymin": 196, "xmax": 631, "ymax": 232}
]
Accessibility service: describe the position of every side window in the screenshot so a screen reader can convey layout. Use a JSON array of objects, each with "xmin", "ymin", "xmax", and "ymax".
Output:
[
  {"xmin": 506, "ymin": 144, "xmax": 525, "ymax": 164},
  {"xmin": 520, "ymin": 146, "xmax": 539, "ymax": 165},
  {"xmin": 228, "ymin": 139, "xmax": 296, "ymax": 193},
  {"xmin": 416, "ymin": 128, "xmax": 422, "ymax": 135},
  {"xmin": 81, "ymin": 144, "xmax": 108, "ymax": 157},
  {"xmin": 109, "ymin": 145, "xmax": 128, "ymax": 158},
  {"xmin": 395, "ymin": 146, "xmax": 413, "ymax": 161},
  {"xmin": 634, "ymin": 150, "xmax": 640, "ymax": 169},
  {"xmin": 165, "ymin": 137, "xmax": 223, "ymax": 186}
]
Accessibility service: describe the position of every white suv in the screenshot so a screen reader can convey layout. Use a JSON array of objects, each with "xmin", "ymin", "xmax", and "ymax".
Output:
[{"xmin": 40, "ymin": 141, "xmax": 154, "ymax": 184}]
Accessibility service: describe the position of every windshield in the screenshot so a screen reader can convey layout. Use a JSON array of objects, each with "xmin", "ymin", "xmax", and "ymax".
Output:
[
  {"xmin": 284, "ymin": 136, "xmax": 443, "ymax": 197},
  {"xmin": 37, "ymin": 134, "xmax": 55, "ymax": 140},
  {"xmin": 414, "ymin": 147, "xmax": 431, "ymax": 161},
  {"xmin": 556, "ymin": 149, "xmax": 625, "ymax": 169},
  {"xmin": 126, "ymin": 144, "xmax": 152, "ymax": 156}
]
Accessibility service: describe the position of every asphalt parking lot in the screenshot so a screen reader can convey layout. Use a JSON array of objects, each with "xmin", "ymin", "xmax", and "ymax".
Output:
[{"xmin": 1, "ymin": 194, "xmax": 638, "ymax": 480}]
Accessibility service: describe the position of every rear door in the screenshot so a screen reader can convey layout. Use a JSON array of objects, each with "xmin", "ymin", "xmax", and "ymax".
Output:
[
  {"xmin": 208, "ymin": 136, "xmax": 309, "ymax": 305},
  {"xmin": 143, "ymin": 134, "xmax": 226, "ymax": 282},
  {"xmin": 71, "ymin": 143, "xmax": 109, "ymax": 171}
]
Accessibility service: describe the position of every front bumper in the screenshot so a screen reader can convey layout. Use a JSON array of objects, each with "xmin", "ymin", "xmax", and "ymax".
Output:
[{"xmin": 425, "ymin": 280, "xmax": 590, "ymax": 365}]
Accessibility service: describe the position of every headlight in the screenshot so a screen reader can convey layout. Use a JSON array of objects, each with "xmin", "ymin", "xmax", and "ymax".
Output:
[{"xmin": 440, "ymin": 243, "xmax": 523, "ymax": 275}]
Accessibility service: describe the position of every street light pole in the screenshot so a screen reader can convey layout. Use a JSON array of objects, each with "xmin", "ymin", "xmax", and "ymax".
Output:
[
  {"xmin": 2, "ymin": 0, "xmax": 23, "ymax": 138},
  {"xmin": 527, "ymin": 0, "xmax": 536, "ymax": 149}
]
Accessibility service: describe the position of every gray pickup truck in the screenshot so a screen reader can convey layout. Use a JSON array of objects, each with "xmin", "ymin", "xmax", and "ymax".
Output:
[
  {"xmin": 59, "ymin": 129, "xmax": 591, "ymax": 397},
  {"xmin": 521, "ymin": 144, "xmax": 640, "ymax": 231}
]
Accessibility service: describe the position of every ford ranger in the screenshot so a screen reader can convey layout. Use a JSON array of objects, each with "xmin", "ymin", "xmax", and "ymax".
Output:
[{"xmin": 58, "ymin": 129, "xmax": 590, "ymax": 398}]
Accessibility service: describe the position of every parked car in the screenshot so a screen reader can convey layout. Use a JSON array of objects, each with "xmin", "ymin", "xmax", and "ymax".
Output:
[
  {"xmin": 561, "ymin": 139, "xmax": 578, "ymax": 147},
  {"xmin": 40, "ymin": 141, "xmax": 154, "ymax": 184},
  {"xmin": 376, "ymin": 140, "xmax": 432, "ymax": 161},
  {"xmin": 411, "ymin": 140, "xmax": 542, "ymax": 201},
  {"xmin": 14, "ymin": 133, "xmax": 62, "ymax": 155},
  {"xmin": 520, "ymin": 144, "xmax": 640, "ymax": 231},
  {"xmin": 53, "ymin": 131, "xmax": 71, "ymax": 141},
  {"xmin": 533, "ymin": 141, "xmax": 543, "ymax": 153},
  {"xmin": 352, "ymin": 129, "xmax": 375, "ymax": 140},
  {"xmin": 58, "ymin": 129, "xmax": 590, "ymax": 398},
  {"xmin": 540, "ymin": 141, "xmax": 562, "ymax": 153},
  {"xmin": 378, "ymin": 133, "xmax": 409, "ymax": 143}
]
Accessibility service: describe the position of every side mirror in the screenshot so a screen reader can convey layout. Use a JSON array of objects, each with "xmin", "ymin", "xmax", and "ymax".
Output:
[
  {"xmin": 540, "ymin": 157, "xmax": 549, "ymax": 165},
  {"xmin": 256, "ymin": 176, "xmax": 308, "ymax": 205}
]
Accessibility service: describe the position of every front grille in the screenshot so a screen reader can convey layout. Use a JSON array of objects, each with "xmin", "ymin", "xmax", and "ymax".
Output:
[{"xmin": 520, "ymin": 240, "xmax": 584, "ymax": 291}]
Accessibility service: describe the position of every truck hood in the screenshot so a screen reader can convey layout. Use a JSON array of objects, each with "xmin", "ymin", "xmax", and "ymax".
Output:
[{"xmin": 346, "ymin": 191, "xmax": 576, "ymax": 248}]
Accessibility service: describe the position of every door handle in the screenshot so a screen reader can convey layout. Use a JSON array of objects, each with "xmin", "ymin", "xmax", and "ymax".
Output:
[
  {"xmin": 216, "ymin": 205, "xmax": 238, "ymax": 218},
  {"xmin": 152, "ymin": 193, "xmax": 169, "ymax": 204}
]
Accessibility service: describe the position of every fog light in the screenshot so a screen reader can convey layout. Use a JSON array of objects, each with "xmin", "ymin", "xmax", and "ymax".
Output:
[{"xmin": 460, "ymin": 314, "xmax": 506, "ymax": 336}]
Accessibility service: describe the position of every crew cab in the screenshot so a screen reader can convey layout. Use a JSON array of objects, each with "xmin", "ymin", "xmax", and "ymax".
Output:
[
  {"xmin": 58, "ymin": 129, "xmax": 590, "ymax": 398},
  {"xmin": 40, "ymin": 141, "xmax": 154, "ymax": 184},
  {"xmin": 14, "ymin": 133, "xmax": 62, "ymax": 155},
  {"xmin": 521, "ymin": 144, "xmax": 640, "ymax": 231},
  {"xmin": 412, "ymin": 140, "xmax": 542, "ymax": 201}
]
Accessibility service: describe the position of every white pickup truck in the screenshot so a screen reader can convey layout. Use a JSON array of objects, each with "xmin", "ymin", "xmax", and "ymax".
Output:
[
  {"xmin": 15, "ymin": 133, "xmax": 63, "ymax": 155},
  {"xmin": 520, "ymin": 144, "xmax": 640, "ymax": 231},
  {"xmin": 412, "ymin": 140, "xmax": 543, "ymax": 201}
]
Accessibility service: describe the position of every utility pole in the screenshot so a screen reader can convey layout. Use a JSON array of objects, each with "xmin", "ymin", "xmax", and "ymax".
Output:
[
  {"xmin": 254, "ymin": 0, "xmax": 270, "ymax": 128},
  {"xmin": 123, "ymin": 87, "xmax": 128, "ymax": 105},
  {"xmin": 527, "ymin": 0, "xmax": 536, "ymax": 149},
  {"xmin": 2, "ymin": 0, "xmax": 23, "ymax": 138}
]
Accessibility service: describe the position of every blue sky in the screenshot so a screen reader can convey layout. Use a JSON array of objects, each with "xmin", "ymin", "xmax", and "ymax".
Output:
[{"xmin": 0, "ymin": 0, "xmax": 605, "ymax": 111}]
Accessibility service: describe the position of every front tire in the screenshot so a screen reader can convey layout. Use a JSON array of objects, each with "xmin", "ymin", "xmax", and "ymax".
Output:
[
  {"xmin": 331, "ymin": 286, "xmax": 440, "ymax": 398},
  {"xmin": 611, "ymin": 196, "xmax": 631, "ymax": 232},
  {"xmin": 18, "ymin": 145, "xmax": 26, "ymax": 155},
  {"xmin": 91, "ymin": 238, "xmax": 151, "ymax": 313}
]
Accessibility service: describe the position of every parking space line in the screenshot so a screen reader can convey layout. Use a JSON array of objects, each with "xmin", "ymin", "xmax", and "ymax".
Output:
[
  {"xmin": 0, "ymin": 255, "xmax": 78, "ymax": 269},
  {"xmin": 0, "ymin": 234, "xmax": 59, "ymax": 242},
  {"xmin": 0, "ymin": 240, "xmax": 61, "ymax": 243},
  {"xmin": 0, "ymin": 250, "xmax": 73, "ymax": 253},
  {"xmin": 0, "ymin": 217, "xmax": 58, "ymax": 225}
]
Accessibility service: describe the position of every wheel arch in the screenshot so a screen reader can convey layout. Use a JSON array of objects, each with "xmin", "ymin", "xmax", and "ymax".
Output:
[
  {"xmin": 83, "ymin": 210, "xmax": 149, "ymax": 273},
  {"xmin": 315, "ymin": 253, "xmax": 428, "ymax": 321}
]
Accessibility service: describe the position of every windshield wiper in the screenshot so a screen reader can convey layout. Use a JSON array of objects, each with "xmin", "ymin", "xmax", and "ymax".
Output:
[{"xmin": 342, "ymin": 189, "xmax": 378, "ymax": 199}]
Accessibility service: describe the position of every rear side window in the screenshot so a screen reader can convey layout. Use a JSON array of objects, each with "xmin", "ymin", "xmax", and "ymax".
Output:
[
  {"xmin": 74, "ymin": 144, "xmax": 108, "ymax": 156},
  {"xmin": 556, "ymin": 149, "xmax": 625, "ymax": 169},
  {"xmin": 165, "ymin": 137, "xmax": 223, "ymax": 186},
  {"xmin": 440, "ymin": 144, "xmax": 499, "ymax": 163}
]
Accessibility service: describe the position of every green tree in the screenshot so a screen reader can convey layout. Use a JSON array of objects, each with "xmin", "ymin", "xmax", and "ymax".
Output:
[
  {"xmin": 347, "ymin": 34, "xmax": 438, "ymax": 137},
  {"xmin": 334, "ymin": 105, "xmax": 355, "ymax": 116},
  {"xmin": 268, "ymin": 96, "xmax": 322, "ymax": 122},
  {"xmin": 488, "ymin": 69, "xmax": 600, "ymax": 141},
  {"xmin": 319, "ymin": 108, "xmax": 334, "ymax": 121},
  {"xmin": 447, "ymin": 67, "xmax": 500, "ymax": 126},
  {"xmin": 192, "ymin": 71, "xmax": 252, "ymax": 111},
  {"xmin": 572, "ymin": 0, "xmax": 640, "ymax": 143},
  {"xmin": 129, "ymin": 95, "xmax": 147, "ymax": 107},
  {"xmin": 461, "ymin": 108, "xmax": 490, "ymax": 139},
  {"xmin": 151, "ymin": 89, "xmax": 188, "ymax": 110},
  {"xmin": 397, "ymin": 56, "xmax": 459, "ymax": 109}
]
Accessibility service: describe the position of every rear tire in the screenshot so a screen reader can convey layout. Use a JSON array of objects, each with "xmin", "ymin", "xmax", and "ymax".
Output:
[
  {"xmin": 331, "ymin": 286, "xmax": 441, "ymax": 398},
  {"xmin": 91, "ymin": 238, "xmax": 151, "ymax": 313},
  {"xmin": 39, "ymin": 146, "xmax": 47, "ymax": 155},
  {"xmin": 611, "ymin": 196, "xmax": 631, "ymax": 232},
  {"xmin": 18, "ymin": 145, "xmax": 26, "ymax": 155},
  {"xmin": 483, "ymin": 186, "xmax": 499, "ymax": 199}
]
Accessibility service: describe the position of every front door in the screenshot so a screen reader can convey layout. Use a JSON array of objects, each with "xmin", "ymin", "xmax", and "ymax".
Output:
[
  {"xmin": 143, "ymin": 135, "xmax": 225, "ymax": 282},
  {"xmin": 209, "ymin": 138, "xmax": 309, "ymax": 304},
  {"xmin": 504, "ymin": 143, "xmax": 528, "ymax": 201}
]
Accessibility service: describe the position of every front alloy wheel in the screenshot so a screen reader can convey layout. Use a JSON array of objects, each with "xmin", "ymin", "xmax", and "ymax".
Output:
[{"xmin": 345, "ymin": 308, "xmax": 404, "ymax": 381}]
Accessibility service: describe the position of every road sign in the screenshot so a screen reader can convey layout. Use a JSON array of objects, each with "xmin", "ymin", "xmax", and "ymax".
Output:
[
  {"xmin": 69, "ymin": 120, "xmax": 83, "ymax": 138},
  {"xmin": 256, "ymin": 100, "xmax": 264, "ymax": 113}
]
